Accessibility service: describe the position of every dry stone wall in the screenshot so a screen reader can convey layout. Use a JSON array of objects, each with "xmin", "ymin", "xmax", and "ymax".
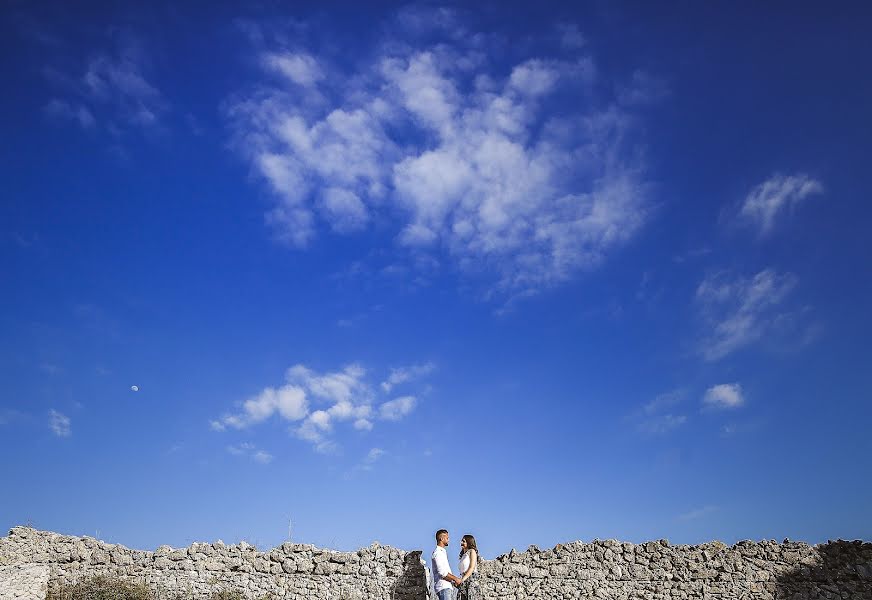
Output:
[
  {"xmin": 478, "ymin": 539, "xmax": 872, "ymax": 599},
  {"xmin": 0, "ymin": 564, "xmax": 49, "ymax": 600},
  {"xmin": 2, "ymin": 527, "xmax": 871, "ymax": 599},
  {"xmin": 0, "ymin": 527, "xmax": 427, "ymax": 599}
]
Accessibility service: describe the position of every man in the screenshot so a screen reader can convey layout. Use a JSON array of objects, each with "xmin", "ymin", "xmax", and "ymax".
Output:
[{"xmin": 431, "ymin": 529, "xmax": 462, "ymax": 600}]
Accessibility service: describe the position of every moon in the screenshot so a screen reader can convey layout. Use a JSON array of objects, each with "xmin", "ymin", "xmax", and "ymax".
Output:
[{"xmin": 130, "ymin": 385, "xmax": 139, "ymax": 392}]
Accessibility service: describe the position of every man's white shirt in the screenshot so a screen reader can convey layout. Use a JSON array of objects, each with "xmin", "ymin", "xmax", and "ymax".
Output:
[{"xmin": 431, "ymin": 546, "xmax": 453, "ymax": 592}]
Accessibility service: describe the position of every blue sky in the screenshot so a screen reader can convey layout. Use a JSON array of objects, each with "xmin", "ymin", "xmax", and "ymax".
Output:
[{"xmin": 2, "ymin": 1, "xmax": 871, "ymax": 558}]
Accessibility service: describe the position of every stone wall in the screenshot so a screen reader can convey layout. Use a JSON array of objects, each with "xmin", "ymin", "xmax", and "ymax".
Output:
[
  {"xmin": 0, "ymin": 564, "xmax": 49, "ymax": 600},
  {"xmin": 0, "ymin": 527, "xmax": 427, "ymax": 599},
  {"xmin": 2, "ymin": 527, "xmax": 871, "ymax": 599},
  {"xmin": 479, "ymin": 538, "xmax": 872, "ymax": 599}
]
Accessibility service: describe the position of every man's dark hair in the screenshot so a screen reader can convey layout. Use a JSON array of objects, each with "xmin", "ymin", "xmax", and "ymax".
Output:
[{"xmin": 435, "ymin": 529, "xmax": 448, "ymax": 543}]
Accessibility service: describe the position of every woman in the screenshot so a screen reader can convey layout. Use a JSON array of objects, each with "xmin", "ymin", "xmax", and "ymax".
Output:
[{"xmin": 456, "ymin": 534, "xmax": 482, "ymax": 600}]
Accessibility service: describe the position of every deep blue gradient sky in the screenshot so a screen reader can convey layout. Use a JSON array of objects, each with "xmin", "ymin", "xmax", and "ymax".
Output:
[{"xmin": 2, "ymin": 2, "xmax": 871, "ymax": 558}]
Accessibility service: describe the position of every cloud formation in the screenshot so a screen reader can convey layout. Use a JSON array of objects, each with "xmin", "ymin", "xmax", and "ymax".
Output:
[
  {"xmin": 738, "ymin": 173, "xmax": 823, "ymax": 236},
  {"xmin": 380, "ymin": 362, "xmax": 435, "ymax": 393},
  {"xmin": 210, "ymin": 384, "xmax": 308, "ymax": 431},
  {"xmin": 48, "ymin": 409, "xmax": 71, "ymax": 437},
  {"xmin": 344, "ymin": 447, "xmax": 388, "ymax": 478},
  {"xmin": 378, "ymin": 396, "xmax": 417, "ymax": 421},
  {"xmin": 633, "ymin": 390, "xmax": 687, "ymax": 434},
  {"xmin": 227, "ymin": 442, "xmax": 274, "ymax": 464},
  {"xmin": 227, "ymin": 10, "xmax": 651, "ymax": 295},
  {"xmin": 703, "ymin": 384, "xmax": 745, "ymax": 409},
  {"xmin": 211, "ymin": 363, "xmax": 428, "ymax": 453},
  {"xmin": 44, "ymin": 34, "xmax": 167, "ymax": 134},
  {"xmin": 696, "ymin": 269, "xmax": 800, "ymax": 361}
]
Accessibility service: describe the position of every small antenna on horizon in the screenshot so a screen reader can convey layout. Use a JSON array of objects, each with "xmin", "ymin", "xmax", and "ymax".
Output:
[{"xmin": 288, "ymin": 518, "xmax": 292, "ymax": 542}]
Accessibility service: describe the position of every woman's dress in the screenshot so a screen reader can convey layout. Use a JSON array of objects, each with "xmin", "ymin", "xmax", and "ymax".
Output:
[{"xmin": 458, "ymin": 550, "xmax": 482, "ymax": 600}]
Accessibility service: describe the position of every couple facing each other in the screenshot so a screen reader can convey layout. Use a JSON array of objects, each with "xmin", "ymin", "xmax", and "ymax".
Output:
[{"xmin": 430, "ymin": 529, "xmax": 482, "ymax": 600}]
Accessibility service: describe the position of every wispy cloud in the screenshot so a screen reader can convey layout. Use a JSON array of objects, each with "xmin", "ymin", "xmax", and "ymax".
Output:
[
  {"xmin": 676, "ymin": 505, "xmax": 718, "ymax": 521},
  {"xmin": 227, "ymin": 442, "xmax": 255, "ymax": 455},
  {"xmin": 364, "ymin": 447, "xmax": 385, "ymax": 467},
  {"xmin": 642, "ymin": 390, "xmax": 684, "ymax": 415},
  {"xmin": 696, "ymin": 268, "xmax": 803, "ymax": 361},
  {"xmin": 555, "ymin": 23, "xmax": 586, "ymax": 49},
  {"xmin": 638, "ymin": 414, "xmax": 687, "ymax": 434},
  {"xmin": 344, "ymin": 447, "xmax": 387, "ymax": 479},
  {"xmin": 378, "ymin": 396, "xmax": 417, "ymax": 421},
  {"xmin": 0, "ymin": 409, "xmax": 25, "ymax": 426},
  {"xmin": 48, "ymin": 409, "xmax": 71, "ymax": 437},
  {"xmin": 252, "ymin": 450, "xmax": 273, "ymax": 464},
  {"xmin": 39, "ymin": 363, "xmax": 63, "ymax": 376},
  {"xmin": 380, "ymin": 362, "xmax": 436, "ymax": 393},
  {"xmin": 703, "ymin": 383, "xmax": 745, "ymax": 410},
  {"xmin": 226, "ymin": 9, "xmax": 651, "ymax": 297},
  {"xmin": 262, "ymin": 51, "xmax": 324, "ymax": 88},
  {"xmin": 44, "ymin": 99, "xmax": 96, "ymax": 128},
  {"xmin": 631, "ymin": 390, "xmax": 688, "ymax": 434},
  {"xmin": 43, "ymin": 33, "xmax": 167, "ymax": 135},
  {"xmin": 617, "ymin": 70, "xmax": 669, "ymax": 106},
  {"xmin": 737, "ymin": 173, "xmax": 823, "ymax": 236},
  {"xmin": 212, "ymin": 362, "xmax": 429, "ymax": 453},
  {"xmin": 227, "ymin": 442, "xmax": 274, "ymax": 464}
]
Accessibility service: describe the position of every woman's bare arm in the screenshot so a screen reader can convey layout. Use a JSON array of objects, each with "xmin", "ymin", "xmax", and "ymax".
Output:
[{"xmin": 461, "ymin": 549, "xmax": 478, "ymax": 581}]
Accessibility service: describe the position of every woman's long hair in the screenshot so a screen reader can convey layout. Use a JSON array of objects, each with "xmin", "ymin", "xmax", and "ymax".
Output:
[{"xmin": 459, "ymin": 534, "xmax": 478, "ymax": 559}]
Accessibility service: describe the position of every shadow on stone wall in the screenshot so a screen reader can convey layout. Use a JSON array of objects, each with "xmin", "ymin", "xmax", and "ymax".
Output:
[
  {"xmin": 389, "ymin": 550, "xmax": 432, "ymax": 600},
  {"xmin": 775, "ymin": 540, "xmax": 872, "ymax": 599}
]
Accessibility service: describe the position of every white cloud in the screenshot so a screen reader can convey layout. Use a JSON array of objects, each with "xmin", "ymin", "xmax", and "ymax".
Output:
[
  {"xmin": 365, "ymin": 447, "xmax": 385, "ymax": 463},
  {"xmin": 227, "ymin": 442, "xmax": 255, "ymax": 455},
  {"xmin": 703, "ymin": 383, "xmax": 745, "ymax": 410},
  {"xmin": 253, "ymin": 450, "xmax": 274, "ymax": 464},
  {"xmin": 286, "ymin": 364, "xmax": 374, "ymax": 451},
  {"xmin": 48, "ymin": 409, "xmax": 71, "ymax": 437},
  {"xmin": 696, "ymin": 269, "xmax": 800, "ymax": 361},
  {"xmin": 357, "ymin": 447, "xmax": 386, "ymax": 472},
  {"xmin": 344, "ymin": 447, "xmax": 388, "ymax": 478},
  {"xmin": 633, "ymin": 390, "xmax": 687, "ymax": 434},
  {"xmin": 380, "ymin": 362, "xmax": 436, "ymax": 392},
  {"xmin": 45, "ymin": 36, "xmax": 167, "ymax": 134},
  {"xmin": 378, "ymin": 396, "xmax": 417, "ymax": 421},
  {"xmin": 638, "ymin": 414, "xmax": 687, "ymax": 435},
  {"xmin": 287, "ymin": 363, "xmax": 370, "ymax": 405},
  {"xmin": 508, "ymin": 59, "xmax": 561, "ymax": 96},
  {"xmin": 227, "ymin": 16, "xmax": 650, "ymax": 297},
  {"xmin": 262, "ymin": 52, "xmax": 324, "ymax": 87},
  {"xmin": 354, "ymin": 418, "xmax": 373, "ymax": 431},
  {"xmin": 645, "ymin": 390, "xmax": 687, "ymax": 415},
  {"xmin": 739, "ymin": 173, "xmax": 823, "ymax": 236},
  {"xmin": 226, "ymin": 442, "xmax": 273, "ymax": 464},
  {"xmin": 393, "ymin": 5, "xmax": 460, "ymax": 38},
  {"xmin": 319, "ymin": 187, "xmax": 369, "ymax": 233},
  {"xmin": 309, "ymin": 409, "xmax": 331, "ymax": 429},
  {"xmin": 214, "ymin": 362, "xmax": 428, "ymax": 452},
  {"xmin": 212, "ymin": 384, "xmax": 308, "ymax": 431},
  {"xmin": 555, "ymin": 23, "xmax": 586, "ymax": 49}
]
